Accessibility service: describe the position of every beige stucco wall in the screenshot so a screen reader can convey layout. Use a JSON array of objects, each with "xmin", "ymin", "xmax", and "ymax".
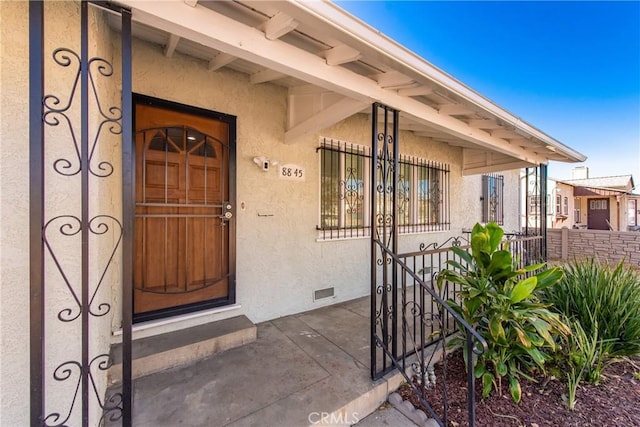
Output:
[{"xmin": 0, "ymin": 1, "xmax": 31, "ymax": 424}]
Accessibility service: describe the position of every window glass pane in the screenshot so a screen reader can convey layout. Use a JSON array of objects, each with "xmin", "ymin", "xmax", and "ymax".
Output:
[
  {"xmin": 416, "ymin": 165, "xmax": 440, "ymax": 225},
  {"xmin": 148, "ymin": 128, "xmax": 182, "ymax": 153},
  {"xmin": 343, "ymin": 152, "xmax": 364, "ymax": 228},
  {"xmin": 429, "ymin": 168, "xmax": 441, "ymax": 224},
  {"xmin": 482, "ymin": 174, "xmax": 503, "ymax": 224},
  {"xmin": 629, "ymin": 200, "xmax": 637, "ymax": 226},
  {"xmin": 488, "ymin": 177, "xmax": 498, "ymax": 222},
  {"xmin": 397, "ymin": 163, "xmax": 412, "ymax": 225},
  {"xmin": 320, "ymin": 149, "xmax": 339, "ymax": 229}
]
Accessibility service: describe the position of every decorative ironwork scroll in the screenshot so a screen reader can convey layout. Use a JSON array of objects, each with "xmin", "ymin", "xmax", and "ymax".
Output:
[
  {"xmin": 370, "ymin": 102, "xmax": 399, "ymax": 382},
  {"xmin": 370, "ymin": 103, "xmax": 487, "ymax": 426},
  {"xmin": 30, "ymin": 1, "xmax": 132, "ymax": 426}
]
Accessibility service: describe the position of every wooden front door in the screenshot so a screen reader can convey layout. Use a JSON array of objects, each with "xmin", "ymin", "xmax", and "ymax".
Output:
[
  {"xmin": 588, "ymin": 198, "xmax": 610, "ymax": 230},
  {"xmin": 133, "ymin": 95, "xmax": 235, "ymax": 321}
]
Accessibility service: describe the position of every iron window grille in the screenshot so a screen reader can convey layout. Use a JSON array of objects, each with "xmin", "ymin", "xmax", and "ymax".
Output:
[
  {"xmin": 482, "ymin": 174, "xmax": 504, "ymax": 225},
  {"xmin": 317, "ymin": 137, "xmax": 450, "ymax": 240}
]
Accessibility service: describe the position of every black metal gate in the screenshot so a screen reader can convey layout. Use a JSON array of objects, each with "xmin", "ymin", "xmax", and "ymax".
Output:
[
  {"xmin": 369, "ymin": 103, "xmax": 487, "ymax": 426},
  {"xmin": 30, "ymin": 1, "xmax": 132, "ymax": 425},
  {"xmin": 524, "ymin": 165, "xmax": 548, "ymax": 259},
  {"xmin": 370, "ymin": 103, "xmax": 400, "ymax": 379}
]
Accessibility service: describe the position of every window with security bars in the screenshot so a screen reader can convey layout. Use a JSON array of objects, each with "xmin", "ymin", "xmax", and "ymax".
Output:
[
  {"xmin": 482, "ymin": 174, "xmax": 504, "ymax": 225},
  {"xmin": 318, "ymin": 137, "xmax": 450, "ymax": 239}
]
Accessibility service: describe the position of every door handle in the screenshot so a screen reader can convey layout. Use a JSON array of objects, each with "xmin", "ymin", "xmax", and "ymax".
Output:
[{"xmin": 222, "ymin": 203, "xmax": 233, "ymax": 222}]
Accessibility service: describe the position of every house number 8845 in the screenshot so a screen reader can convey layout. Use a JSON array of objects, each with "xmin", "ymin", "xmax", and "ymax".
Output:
[{"xmin": 279, "ymin": 164, "xmax": 305, "ymax": 181}]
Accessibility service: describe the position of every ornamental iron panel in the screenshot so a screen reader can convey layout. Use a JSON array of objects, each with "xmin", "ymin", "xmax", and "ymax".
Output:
[
  {"xmin": 370, "ymin": 103, "xmax": 487, "ymax": 426},
  {"xmin": 30, "ymin": 2, "xmax": 133, "ymax": 425}
]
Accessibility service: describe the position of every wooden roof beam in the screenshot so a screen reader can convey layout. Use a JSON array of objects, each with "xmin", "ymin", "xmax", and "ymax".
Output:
[
  {"xmin": 208, "ymin": 52, "xmax": 236, "ymax": 71},
  {"xmin": 438, "ymin": 103, "xmax": 473, "ymax": 116},
  {"xmin": 285, "ymin": 97, "xmax": 368, "ymax": 144},
  {"xmin": 467, "ymin": 119, "xmax": 502, "ymax": 129},
  {"xmin": 163, "ymin": 34, "xmax": 180, "ymax": 58},
  {"xmin": 263, "ymin": 12, "xmax": 298, "ymax": 40},
  {"xmin": 490, "ymin": 129, "xmax": 517, "ymax": 139},
  {"xmin": 374, "ymin": 71, "xmax": 415, "ymax": 90},
  {"xmin": 398, "ymin": 86, "xmax": 434, "ymax": 97},
  {"xmin": 250, "ymin": 69, "xmax": 287, "ymax": 84},
  {"xmin": 321, "ymin": 44, "xmax": 362, "ymax": 66}
]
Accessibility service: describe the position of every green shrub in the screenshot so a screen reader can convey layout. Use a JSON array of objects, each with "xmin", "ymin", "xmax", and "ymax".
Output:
[
  {"xmin": 437, "ymin": 222, "xmax": 569, "ymax": 403},
  {"xmin": 559, "ymin": 317, "xmax": 613, "ymax": 409},
  {"xmin": 540, "ymin": 259, "xmax": 640, "ymax": 358}
]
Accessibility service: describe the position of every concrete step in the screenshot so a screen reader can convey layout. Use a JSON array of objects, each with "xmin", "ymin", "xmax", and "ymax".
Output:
[{"xmin": 108, "ymin": 315, "xmax": 256, "ymax": 385}]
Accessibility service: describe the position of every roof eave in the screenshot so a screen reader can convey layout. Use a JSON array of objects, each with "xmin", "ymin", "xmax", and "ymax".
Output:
[{"xmin": 290, "ymin": 0, "xmax": 587, "ymax": 163}]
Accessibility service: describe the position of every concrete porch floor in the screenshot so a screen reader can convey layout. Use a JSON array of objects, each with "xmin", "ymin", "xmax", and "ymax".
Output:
[{"xmin": 122, "ymin": 296, "xmax": 409, "ymax": 427}]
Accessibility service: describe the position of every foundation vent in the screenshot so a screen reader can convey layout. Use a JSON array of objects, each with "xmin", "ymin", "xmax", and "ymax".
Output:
[{"xmin": 313, "ymin": 287, "xmax": 335, "ymax": 301}]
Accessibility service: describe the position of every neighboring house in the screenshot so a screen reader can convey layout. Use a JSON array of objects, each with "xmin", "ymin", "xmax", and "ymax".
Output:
[
  {"xmin": 522, "ymin": 167, "xmax": 639, "ymax": 231},
  {"xmin": 0, "ymin": 1, "xmax": 586, "ymax": 425}
]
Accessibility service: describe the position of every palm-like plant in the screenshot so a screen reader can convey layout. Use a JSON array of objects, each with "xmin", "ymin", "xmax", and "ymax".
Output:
[{"xmin": 437, "ymin": 222, "xmax": 570, "ymax": 402}]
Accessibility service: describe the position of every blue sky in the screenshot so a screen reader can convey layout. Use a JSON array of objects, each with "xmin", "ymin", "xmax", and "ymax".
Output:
[{"xmin": 337, "ymin": 1, "xmax": 640, "ymax": 184}]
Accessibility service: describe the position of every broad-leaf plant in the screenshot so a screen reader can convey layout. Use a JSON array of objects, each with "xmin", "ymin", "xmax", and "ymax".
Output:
[{"xmin": 437, "ymin": 222, "xmax": 570, "ymax": 403}]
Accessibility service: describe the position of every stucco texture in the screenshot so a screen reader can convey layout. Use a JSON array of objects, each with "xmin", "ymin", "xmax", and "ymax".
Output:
[{"xmin": 1, "ymin": 2, "xmax": 30, "ymax": 424}]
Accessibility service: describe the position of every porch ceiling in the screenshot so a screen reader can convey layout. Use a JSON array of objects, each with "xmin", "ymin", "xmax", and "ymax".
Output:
[{"xmin": 112, "ymin": 0, "xmax": 586, "ymax": 175}]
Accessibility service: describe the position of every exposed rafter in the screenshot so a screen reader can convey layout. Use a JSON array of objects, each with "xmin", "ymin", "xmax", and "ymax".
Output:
[
  {"xmin": 184, "ymin": 0, "xmax": 198, "ymax": 7},
  {"xmin": 233, "ymin": 0, "xmax": 585, "ymax": 163},
  {"xmin": 374, "ymin": 71, "xmax": 415, "ymax": 89},
  {"xmin": 490, "ymin": 129, "xmax": 517, "ymax": 139},
  {"xmin": 463, "ymin": 160, "xmax": 533, "ymax": 175},
  {"xmin": 263, "ymin": 12, "xmax": 298, "ymax": 40},
  {"xmin": 467, "ymin": 119, "xmax": 502, "ymax": 129},
  {"xmin": 122, "ymin": 1, "xmax": 548, "ymax": 165},
  {"xmin": 289, "ymin": 85, "xmax": 331, "ymax": 96},
  {"xmin": 397, "ymin": 86, "xmax": 433, "ymax": 97},
  {"xmin": 285, "ymin": 97, "xmax": 368, "ymax": 144},
  {"xmin": 463, "ymin": 149, "xmax": 534, "ymax": 175},
  {"xmin": 208, "ymin": 52, "xmax": 236, "ymax": 71},
  {"xmin": 250, "ymin": 69, "xmax": 287, "ymax": 84},
  {"xmin": 438, "ymin": 103, "xmax": 473, "ymax": 116},
  {"xmin": 163, "ymin": 34, "xmax": 180, "ymax": 58},
  {"xmin": 321, "ymin": 44, "xmax": 361, "ymax": 66}
]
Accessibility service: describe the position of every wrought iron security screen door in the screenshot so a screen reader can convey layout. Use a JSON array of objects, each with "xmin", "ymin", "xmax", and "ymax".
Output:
[{"xmin": 133, "ymin": 96, "xmax": 236, "ymax": 321}]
